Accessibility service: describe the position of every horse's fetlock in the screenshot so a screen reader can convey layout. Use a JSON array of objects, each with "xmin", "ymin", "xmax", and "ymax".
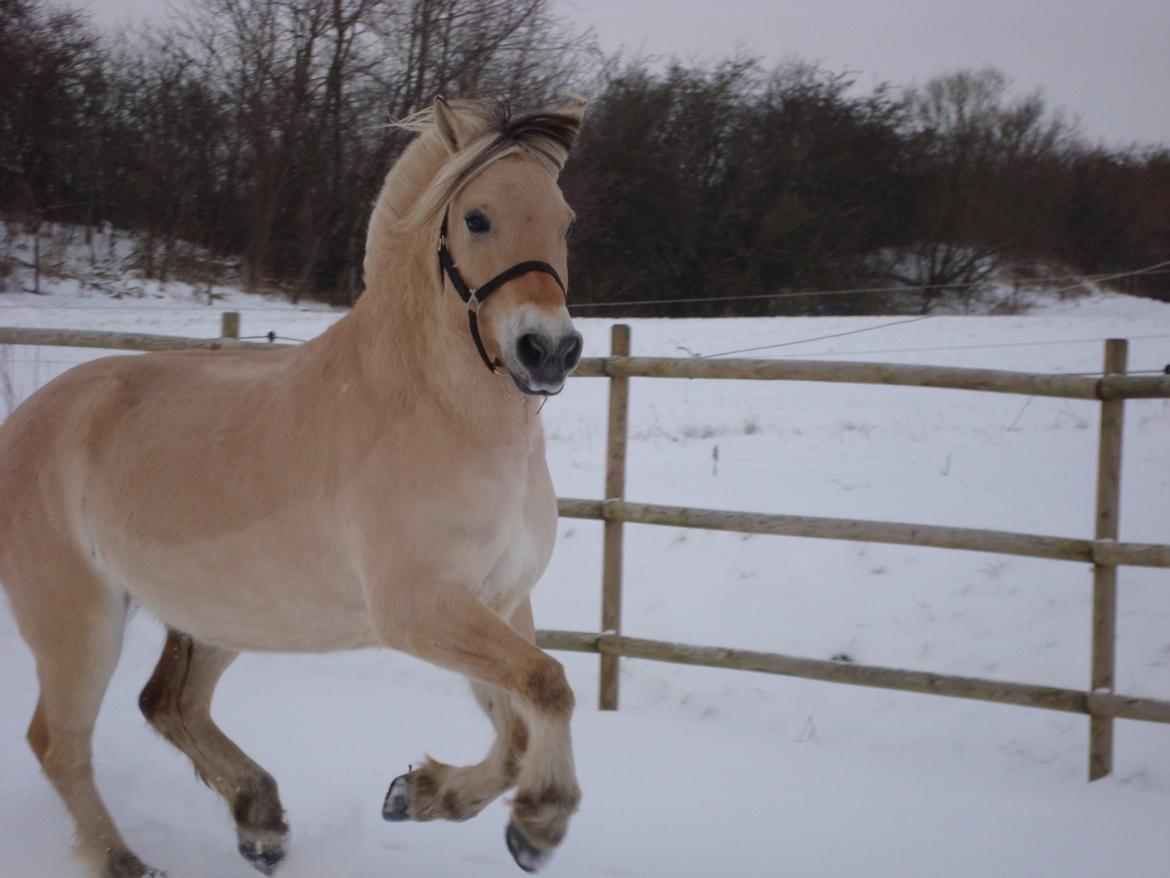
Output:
[
  {"xmin": 101, "ymin": 846, "xmax": 156, "ymax": 878},
  {"xmin": 233, "ymin": 774, "xmax": 287, "ymax": 836},
  {"xmin": 511, "ymin": 783, "xmax": 581, "ymax": 849},
  {"xmin": 411, "ymin": 764, "xmax": 441, "ymax": 801},
  {"xmin": 404, "ymin": 761, "xmax": 462, "ymax": 821}
]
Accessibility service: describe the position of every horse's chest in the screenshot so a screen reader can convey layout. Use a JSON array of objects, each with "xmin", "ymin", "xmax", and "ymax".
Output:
[
  {"xmin": 372, "ymin": 423, "xmax": 557, "ymax": 617},
  {"xmin": 475, "ymin": 512, "xmax": 550, "ymax": 614},
  {"xmin": 463, "ymin": 460, "xmax": 556, "ymax": 616}
]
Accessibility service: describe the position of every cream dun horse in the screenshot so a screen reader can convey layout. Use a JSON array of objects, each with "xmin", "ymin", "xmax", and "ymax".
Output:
[{"xmin": 0, "ymin": 97, "xmax": 587, "ymax": 877}]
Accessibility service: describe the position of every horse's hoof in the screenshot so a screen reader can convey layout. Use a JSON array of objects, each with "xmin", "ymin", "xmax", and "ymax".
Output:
[
  {"xmin": 505, "ymin": 820, "xmax": 551, "ymax": 873},
  {"xmin": 238, "ymin": 834, "xmax": 286, "ymax": 875},
  {"xmin": 383, "ymin": 772, "xmax": 413, "ymax": 822}
]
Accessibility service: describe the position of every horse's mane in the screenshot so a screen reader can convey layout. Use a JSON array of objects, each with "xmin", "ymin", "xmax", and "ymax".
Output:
[{"xmin": 390, "ymin": 98, "xmax": 585, "ymax": 230}]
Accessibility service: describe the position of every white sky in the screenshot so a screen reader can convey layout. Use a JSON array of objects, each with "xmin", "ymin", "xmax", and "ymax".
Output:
[
  {"xmin": 562, "ymin": 0, "xmax": 1170, "ymax": 147},
  {"xmin": 72, "ymin": 0, "xmax": 1170, "ymax": 146}
]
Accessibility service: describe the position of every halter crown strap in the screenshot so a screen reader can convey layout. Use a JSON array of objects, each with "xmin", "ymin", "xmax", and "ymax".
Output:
[{"xmin": 438, "ymin": 208, "xmax": 566, "ymax": 373}]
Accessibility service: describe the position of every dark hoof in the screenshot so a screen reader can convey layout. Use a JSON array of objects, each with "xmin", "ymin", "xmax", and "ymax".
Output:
[
  {"xmin": 506, "ymin": 821, "xmax": 551, "ymax": 873},
  {"xmin": 238, "ymin": 835, "xmax": 286, "ymax": 876},
  {"xmin": 383, "ymin": 771, "xmax": 413, "ymax": 822}
]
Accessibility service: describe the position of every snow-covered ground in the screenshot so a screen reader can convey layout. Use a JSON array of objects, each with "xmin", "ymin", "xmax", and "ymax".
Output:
[{"xmin": 2, "ymin": 273, "xmax": 1170, "ymax": 877}]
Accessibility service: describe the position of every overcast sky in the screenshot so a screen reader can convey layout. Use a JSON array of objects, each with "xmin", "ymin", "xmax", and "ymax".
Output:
[{"xmin": 72, "ymin": 0, "xmax": 1170, "ymax": 146}]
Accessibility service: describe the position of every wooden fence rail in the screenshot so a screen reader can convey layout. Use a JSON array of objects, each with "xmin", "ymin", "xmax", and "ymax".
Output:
[
  {"xmin": 0, "ymin": 325, "xmax": 290, "ymax": 352},
  {"xmin": 573, "ymin": 354, "xmax": 1170, "ymax": 400},
  {"xmin": 533, "ymin": 630, "xmax": 1170, "ymax": 724},
  {"xmin": 3, "ymin": 315, "xmax": 1169, "ymax": 782},
  {"xmin": 557, "ymin": 498, "xmax": 1170, "ymax": 568}
]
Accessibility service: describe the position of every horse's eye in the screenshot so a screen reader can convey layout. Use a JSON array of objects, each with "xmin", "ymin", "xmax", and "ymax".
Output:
[
  {"xmin": 565, "ymin": 218, "xmax": 576, "ymax": 240},
  {"xmin": 465, "ymin": 210, "xmax": 491, "ymax": 234}
]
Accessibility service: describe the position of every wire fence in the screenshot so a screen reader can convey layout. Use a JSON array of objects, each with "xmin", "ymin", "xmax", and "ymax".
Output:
[{"xmin": 3, "ymin": 257, "xmax": 1168, "ymax": 314}]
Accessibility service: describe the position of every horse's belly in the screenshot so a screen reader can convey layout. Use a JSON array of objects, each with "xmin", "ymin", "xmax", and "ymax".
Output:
[{"xmin": 101, "ymin": 518, "xmax": 374, "ymax": 652}]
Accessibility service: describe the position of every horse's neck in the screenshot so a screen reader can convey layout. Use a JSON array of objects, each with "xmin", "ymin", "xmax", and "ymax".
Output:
[{"xmin": 310, "ymin": 259, "xmax": 540, "ymax": 449}]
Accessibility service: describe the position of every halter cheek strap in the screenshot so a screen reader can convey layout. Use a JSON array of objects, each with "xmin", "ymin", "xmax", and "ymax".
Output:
[{"xmin": 438, "ymin": 208, "xmax": 567, "ymax": 373}]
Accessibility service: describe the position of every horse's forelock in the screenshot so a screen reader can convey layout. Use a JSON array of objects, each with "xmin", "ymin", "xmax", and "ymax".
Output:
[{"xmin": 398, "ymin": 100, "xmax": 582, "ymax": 230}]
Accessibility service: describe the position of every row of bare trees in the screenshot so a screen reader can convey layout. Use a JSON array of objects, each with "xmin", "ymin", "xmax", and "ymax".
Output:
[
  {"xmin": 1, "ymin": 0, "xmax": 590, "ymax": 303},
  {"xmin": 562, "ymin": 62, "xmax": 1170, "ymax": 314},
  {"xmin": 2, "ymin": 0, "xmax": 1168, "ymax": 312}
]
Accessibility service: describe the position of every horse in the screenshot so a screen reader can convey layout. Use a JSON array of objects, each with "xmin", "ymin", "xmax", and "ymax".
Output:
[{"xmin": 0, "ymin": 96, "xmax": 587, "ymax": 878}]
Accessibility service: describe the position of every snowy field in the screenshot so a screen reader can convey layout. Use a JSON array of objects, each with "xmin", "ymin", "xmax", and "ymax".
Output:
[{"xmin": 2, "ymin": 276, "xmax": 1170, "ymax": 877}]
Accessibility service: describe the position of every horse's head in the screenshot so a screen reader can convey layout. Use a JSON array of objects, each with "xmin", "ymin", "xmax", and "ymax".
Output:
[{"xmin": 415, "ymin": 98, "xmax": 587, "ymax": 396}]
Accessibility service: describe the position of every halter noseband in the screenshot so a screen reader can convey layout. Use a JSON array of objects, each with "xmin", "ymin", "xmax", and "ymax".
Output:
[{"xmin": 437, "ymin": 207, "xmax": 567, "ymax": 373}]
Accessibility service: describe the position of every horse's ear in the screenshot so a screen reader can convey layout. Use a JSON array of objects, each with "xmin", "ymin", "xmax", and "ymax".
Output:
[
  {"xmin": 434, "ymin": 96, "xmax": 475, "ymax": 154},
  {"xmin": 558, "ymin": 95, "xmax": 588, "ymax": 131}
]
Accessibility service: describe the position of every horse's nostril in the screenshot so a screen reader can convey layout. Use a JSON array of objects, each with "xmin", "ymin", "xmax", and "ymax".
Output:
[
  {"xmin": 559, "ymin": 333, "xmax": 583, "ymax": 371},
  {"xmin": 517, "ymin": 333, "xmax": 551, "ymax": 371}
]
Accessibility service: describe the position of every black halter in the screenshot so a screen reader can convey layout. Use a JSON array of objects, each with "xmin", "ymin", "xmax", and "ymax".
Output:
[{"xmin": 437, "ymin": 208, "xmax": 567, "ymax": 373}]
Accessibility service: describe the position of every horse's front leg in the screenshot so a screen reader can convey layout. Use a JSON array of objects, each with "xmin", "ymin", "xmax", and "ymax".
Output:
[
  {"xmin": 383, "ymin": 601, "xmax": 533, "ymax": 824},
  {"xmin": 374, "ymin": 586, "xmax": 580, "ymax": 872}
]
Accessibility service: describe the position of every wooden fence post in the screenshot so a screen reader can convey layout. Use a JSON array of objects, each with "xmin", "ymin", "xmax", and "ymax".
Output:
[
  {"xmin": 221, "ymin": 311, "xmax": 240, "ymax": 340},
  {"xmin": 600, "ymin": 324, "xmax": 631, "ymax": 711},
  {"xmin": 1090, "ymin": 338, "xmax": 1127, "ymax": 780}
]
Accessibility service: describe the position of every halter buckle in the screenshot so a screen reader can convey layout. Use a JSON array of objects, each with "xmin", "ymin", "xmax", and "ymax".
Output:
[{"xmin": 467, "ymin": 290, "xmax": 481, "ymax": 315}]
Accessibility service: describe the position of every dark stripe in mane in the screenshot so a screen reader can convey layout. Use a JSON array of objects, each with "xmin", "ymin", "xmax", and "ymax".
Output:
[
  {"xmin": 448, "ymin": 101, "xmax": 582, "ymax": 193},
  {"xmin": 492, "ymin": 101, "xmax": 581, "ymax": 155},
  {"xmin": 398, "ymin": 97, "xmax": 585, "ymax": 229}
]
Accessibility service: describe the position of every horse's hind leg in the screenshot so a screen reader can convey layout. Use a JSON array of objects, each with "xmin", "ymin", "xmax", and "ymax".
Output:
[
  {"xmin": 383, "ymin": 679, "xmax": 527, "ymax": 823},
  {"xmin": 139, "ymin": 630, "xmax": 288, "ymax": 875},
  {"xmin": 25, "ymin": 581, "xmax": 163, "ymax": 877}
]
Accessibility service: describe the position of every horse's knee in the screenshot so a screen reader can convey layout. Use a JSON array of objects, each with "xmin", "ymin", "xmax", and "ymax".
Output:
[
  {"xmin": 139, "ymin": 634, "xmax": 194, "ymax": 739},
  {"xmin": 137, "ymin": 675, "xmax": 168, "ymax": 726},
  {"xmin": 523, "ymin": 657, "xmax": 574, "ymax": 717},
  {"xmin": 27, "ymin": 701, "xmax": 49, "ymax": 764},
  {"xmin": 139, "ymin": 641, "xmax": 184, "ymax": 730},
  {"xmin": 138, "ymin": 679, "xmax": 184, "ymax": 746},
  {"xmin": 39, "ymin": 735, "xmax": 93, "ymax": 793}
]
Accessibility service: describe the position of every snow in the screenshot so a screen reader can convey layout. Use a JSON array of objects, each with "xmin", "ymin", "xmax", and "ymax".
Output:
[{"xmin": 2, "ymin": 271, "xmax": 1170, "ymax": 876}]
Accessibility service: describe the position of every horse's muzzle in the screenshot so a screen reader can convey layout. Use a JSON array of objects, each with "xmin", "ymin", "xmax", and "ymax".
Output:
[{"xmin": 509, "ymin": 329, "xmax": 583, "ymax": 395}]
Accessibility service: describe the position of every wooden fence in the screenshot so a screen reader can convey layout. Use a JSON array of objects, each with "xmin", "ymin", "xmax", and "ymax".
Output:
[
  {"xmin": 2, "ymin": 314, "xmax": 1170, "ymax": 781},
  {"xmin": 561, "ymin": 325, "xmax": 1170, "ymax": 784}
]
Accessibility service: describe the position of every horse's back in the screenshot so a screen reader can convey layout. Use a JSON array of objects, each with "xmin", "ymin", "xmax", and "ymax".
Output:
[{"xmin": 0, "ymin": 348, "xmax": 293, "ymax": 519}]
